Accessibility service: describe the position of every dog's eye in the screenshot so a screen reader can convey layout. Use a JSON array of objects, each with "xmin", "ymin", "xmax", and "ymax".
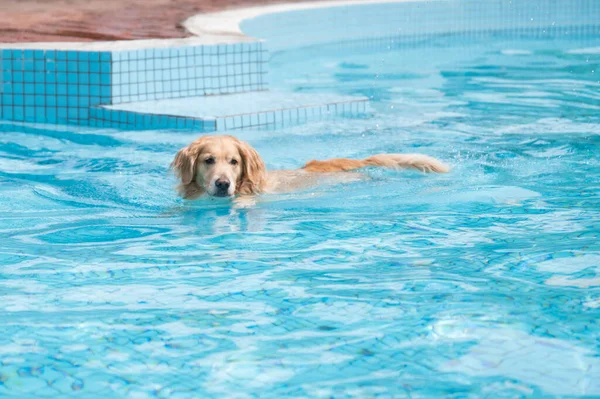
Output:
[
  {"xmin": 230, "ymin": 159, "xmax": 238, "ymax": 165},
  {"xmin": 205, "ymin": 157, "xmax": 215, "ymax": 165}
]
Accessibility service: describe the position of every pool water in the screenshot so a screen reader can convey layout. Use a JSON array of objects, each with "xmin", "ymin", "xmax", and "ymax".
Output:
[{"xmin": 1, "ymin": 33, "xmax": 600, "ymax": 398}]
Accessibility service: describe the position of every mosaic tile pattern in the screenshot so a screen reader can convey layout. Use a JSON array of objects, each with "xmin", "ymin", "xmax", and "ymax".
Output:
[
  {"xmin": 111, "ymin": 43, "xmax": 268, "ymax": 104},
  {"xmin": 0, "ymin": 49, "xmax": 112, "ymax": 124}
]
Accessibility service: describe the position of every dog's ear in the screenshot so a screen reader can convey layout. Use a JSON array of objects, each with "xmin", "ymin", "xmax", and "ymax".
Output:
[
  {"xmin": 235, "ymin": 138, "xmax": 266, "ymax": 195},
  {"xmin": 171, "ymin": 145, "xmax": 197, "ymax": 185}
]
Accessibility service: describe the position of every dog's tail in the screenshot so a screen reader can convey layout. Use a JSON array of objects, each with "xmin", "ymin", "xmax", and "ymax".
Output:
[{"xmin": 302, "ymin": 154, "xmax": 449, "ymax": 173}]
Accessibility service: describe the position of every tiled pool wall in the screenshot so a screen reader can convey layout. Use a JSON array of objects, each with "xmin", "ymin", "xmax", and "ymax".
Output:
[
  {"xmin": 0, "ymin": 50, "xmax": 112, "ymax": 125},
  {"xmin": 0, "ymin": 42, "xmax": 268, "ymax": 128}
]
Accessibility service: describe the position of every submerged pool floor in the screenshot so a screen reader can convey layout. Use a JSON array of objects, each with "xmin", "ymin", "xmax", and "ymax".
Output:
[{"xmin": 0, "ymin": 33, "xmax": 600, "ymax": 398}]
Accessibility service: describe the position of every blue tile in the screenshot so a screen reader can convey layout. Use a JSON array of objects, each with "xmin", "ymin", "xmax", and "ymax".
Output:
[
  {"xmin": 57, "ymin": 96, "xmax": 67, "ymax": 107},
  {"xmin": 101, "ymin": 73, "xmax": 111, "ymax": 85},
  {"xmin": 46, "ymin": 73, "xmax": 56, "ymax": 83},
  {"xmin": 35, "ymin": 95, "xmax": 45, "ymax": 106},
  {"xmin": 101, "ymin": 87, "xmax": 111, "ymax": 97},
  {"xmin": 159, "ymin": 48, "xmax": 170, "ymax": 59},
  {"xmin": 46, "ymin": 107, "xmax": 57, "ymax": 123},
  {"xmin": 2, "ymin": 94, "xmax": 11, "ymax": 104},
  {"xmin": 25, "ymin": 107, "xmax": 35, "ymax": 120},
  {"xmin": 79, "ymin": 62, "xmax": 89, "ymax": 73},
  {"xmin": 79, "ymin": 73, "xmax": 89, "ymax": 85},
  {"xmin": 47, "ymin": 96, "xmax": 56, "ymax": 106},
  {"xmin": 35, "ymin": 110, "xmax": 46, "ymax": 123},
  {"xmin": 79, "ymin": 85, "xmax": 89, "ymax": 96},
  {"xmin": 79, "ymin": 52, "xmax": 90, "ymax": 61},
  {"xmin": 57, "ymin": 107, "xmax": 67, "ymax": 119},
  {"xmin": 12, "ymin": 71, "xmax": 23, "ymax": 82},
  {"xmin": 158, "ymin": 116, "xmax": 168, "ymax": 128},
  {"xmin": 56, "ymin": 51, "xmax": 68, "ymax": 60},
  {"xmin": 3, "ymin": 107, "xmax": 13, "ymax": 119},
  {"xmin": 25, "ymin": 84, "xmax": 35, "ymax": 94},
  {"xmin": 90, "ymin": 73, "xmax": 100, "ymax": 84},
  {"xmin": 67, "ymin": 74, "xmax": 78, "ymax": 84},
  {"xmin": 90, "ymin": 85, "xmax": 100, "ymax": 96},
  {"xmin": 91, "ymin": 96, "xmax": 101, "ymax": 105},
  {"xmin": 2, "ymin": 59, "xmax": 11, "ymax": 69},
  {"xmin": 12, "ymin": 59, "xmax": 23, "ymax": 70},
  {"xmin": 24, "ymin": 72, "xmax": 34, "ymax": 83},
  {"xmin": 89, "ymin": 52, "xmax": 100, "ymax": 62},
  {"xmin": 35, "ymin": 83, "xmax": 45, "ymax": 94},
  {"xmin": 57, "ymin": 73, "xmax": 67, "ymax": 84},
  {"xmin": 68, "ymin": 108, "xmax": 78, "ymax": 119},
  {"xmin": 2, "ymin": 49, "xmax": 11, "ymax": 58},
  {"xmin": 23, "ymin": 50, "xmax": 34, "ymax": 60},
  {"xmin": 11, "ymin": 49, "xmax": 23, "ymax": 59},
  {"xmin": 14, "ymin": 96, "xmax": 24, "ymax": 106},
  {"xmin": 34, "ymin": 50, "xmax": 44, "ymax": 59},
  {"xmin": 57, "ymin": 61, "xmax": 67, "ymax": 72},
  {"xmin": 67, "ymin": 51, "xmax": 78, "ymax": 60},
  {"xmin": 79, "ymin": 108, "xmax": 89, "ymax": 119},
  {"xmin": 45, "ymin": 50, "xmax": 56, "ymax": 60},
  {"xmin": 68, "ymin": 97, "xmax": 78, "ymax": 107},
  {"xmin": 57, "ymin": 85, "xmax": 67, "ymax": 95},
  {"xmin": 68, "ymin": 61, "xmax": 78, "ymax": 71},
  {"xmin": 79, "ymin": 97, "xmax": 90, "ymax": 107},
  {"xmin": 2, "ymin": 83, "xmax": 13, "ymax": 93},
  {"xmin": 35, "ymin": 71, "xmax": 45, "ymax": 82},
  {"xmin": 68, "ymin": 85, "xmax": 78, "ymax": 96},
  {"xmin": 14, "ymin": 107, "xmax": 25, "ymax": 121},
  {"xmin": 12, "ymin": 82, "xmax": 25, "ymax": 94},
  {"xmin": 101, "ymin": 62, "xmax": 111, "ymax": 73},
  {"xmin": 90, "ymin": 63, "xmax": 100, "ymax": 73}
]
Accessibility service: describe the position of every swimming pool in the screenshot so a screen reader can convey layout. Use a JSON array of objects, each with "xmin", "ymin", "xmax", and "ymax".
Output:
[{"xmin": 1, "ymin": 2, "xmax": 600, "ymax": 398}]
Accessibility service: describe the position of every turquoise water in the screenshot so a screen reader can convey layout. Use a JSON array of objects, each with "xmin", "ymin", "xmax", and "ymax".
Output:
[{"xmin": 1, "ymin": 33, "xmax": 600, "ymax": 398}]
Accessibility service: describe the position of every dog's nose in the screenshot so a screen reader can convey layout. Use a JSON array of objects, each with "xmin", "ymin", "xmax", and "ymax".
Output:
[{"xmin": 215, "ymin": 178, "xmax": 230, "ymax": 190}]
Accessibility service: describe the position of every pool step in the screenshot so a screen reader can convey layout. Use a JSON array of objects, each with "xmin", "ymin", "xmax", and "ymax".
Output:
[{"xmin": 90, "ymin": 91, "xmax": 370, "ymax": 131}]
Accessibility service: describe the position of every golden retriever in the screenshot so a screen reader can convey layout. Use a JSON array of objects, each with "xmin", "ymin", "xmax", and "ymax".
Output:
[{"xmin": 171, "ymin": 135, "xmax": 449, "ymax": 200}]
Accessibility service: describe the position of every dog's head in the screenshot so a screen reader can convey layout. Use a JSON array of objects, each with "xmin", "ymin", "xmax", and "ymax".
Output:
[{"xmin": 171, "ymin": 135, "xmax": 266, "ymax": 199}]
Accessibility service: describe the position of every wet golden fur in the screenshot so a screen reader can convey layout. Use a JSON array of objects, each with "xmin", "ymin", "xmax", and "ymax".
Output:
[{"xmin": 171, "ymin": 135, "xmax": 449, "ymax": 200}]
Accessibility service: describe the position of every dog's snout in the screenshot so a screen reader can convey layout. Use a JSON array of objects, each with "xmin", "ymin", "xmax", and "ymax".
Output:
[{"xmin": 215, "ymin": 178, "xmax": 230, "ymax": 190}]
